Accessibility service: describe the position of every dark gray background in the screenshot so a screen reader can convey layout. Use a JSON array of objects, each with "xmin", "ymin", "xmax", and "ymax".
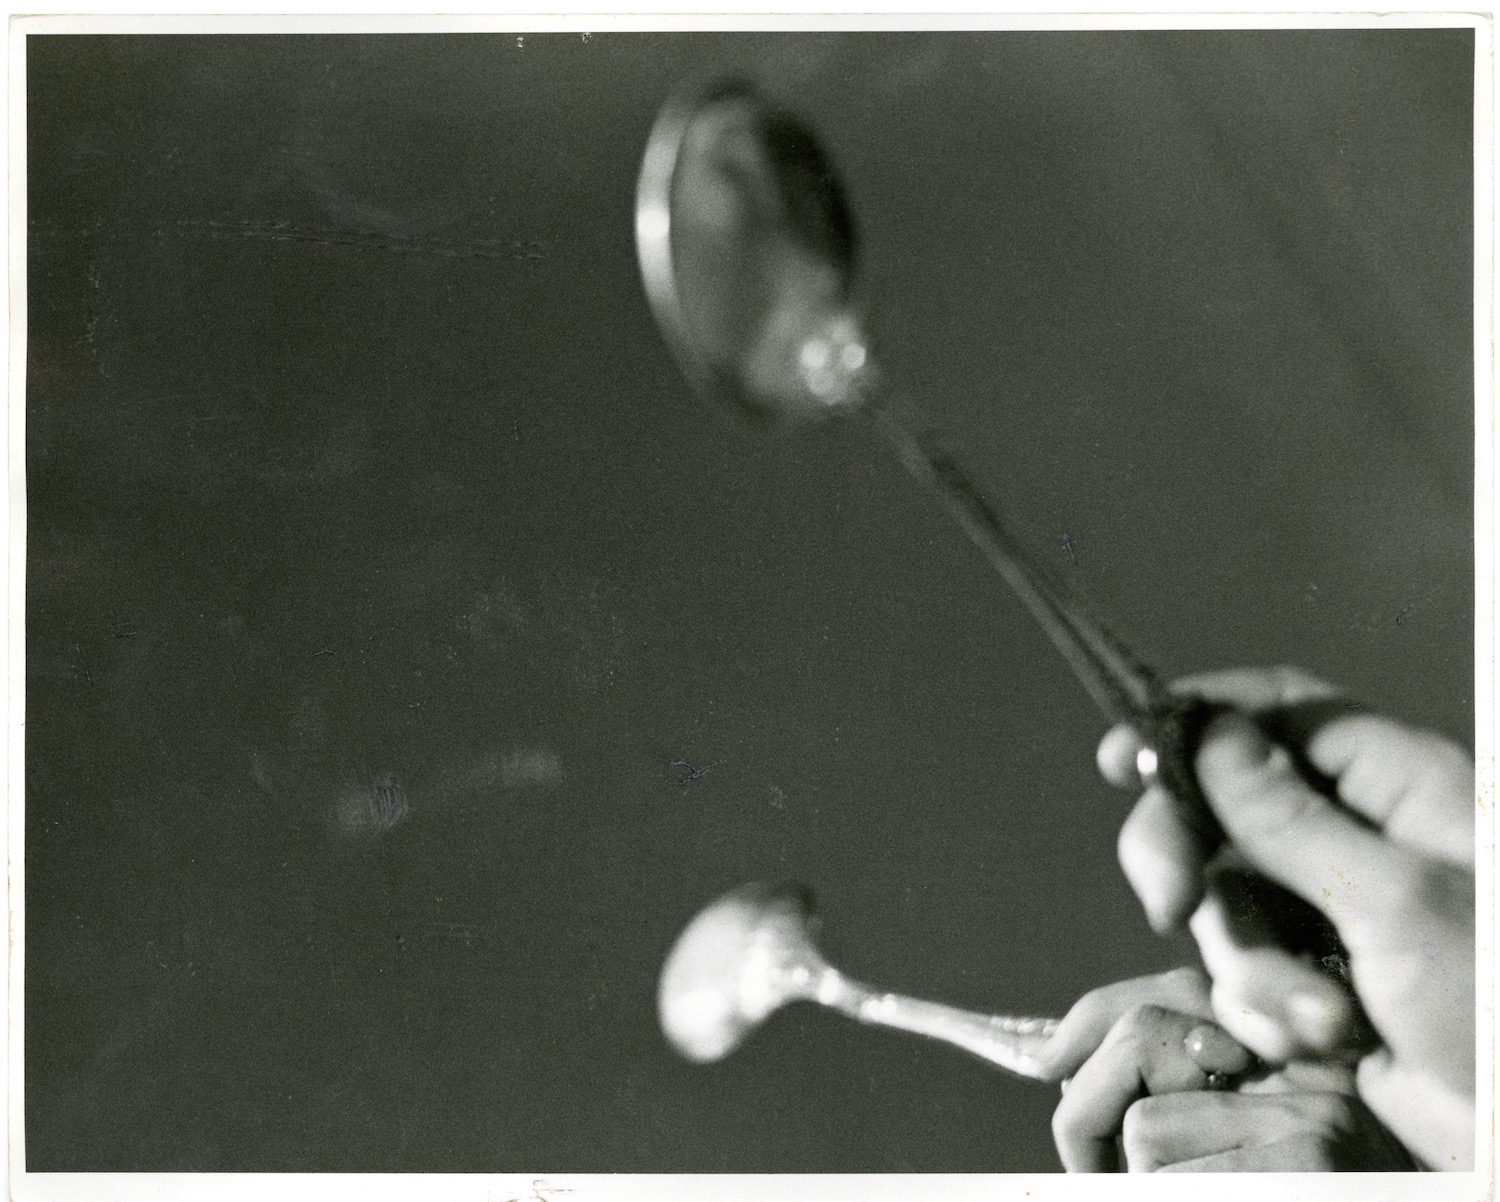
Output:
[{"xmin": 25, "ymin": 31, "xmax": 1473, "ymax": 1172}]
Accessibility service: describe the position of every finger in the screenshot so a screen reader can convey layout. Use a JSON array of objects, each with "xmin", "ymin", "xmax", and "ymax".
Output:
[
  {"xmin": 1098, "ymin": 723, "xmax": 1145, "ymax": 790},
  {"xmin": 1153, "ymin": 1135, "xmax": 1337, "ymax": 1172},
  {"xmin": 1193, "ymin": 710, "xmax": 1413, "ymax": 943},
  {"xmin": 1096, "ymin": 666, "xmax": 1342, "ymax": 790},
  {"xmin": 1182, "ymin": 1023, "xmax": 1253, "ymax": 1077},
  {"xmin": 1101, "ymin": 667, "xmax": 1345, "ymax": 927},
  {"xmin": 1117, "ymin": 784, "xmax": 1209, "ymax": 932},
  {"xmin": 1238, "ymin": 1059, "xmax": 1356, "ymax": 1095},
  {"xmin": 1307, "ymin": 715, "xmax": 1475, "ymax": 866},
  {"xmin": 1120, "ymin": 1089, "xmax": 1343, "ymax": 1170},
  {"xmin": 1167, "ymin": 665, "xmax": 1341, "ymax": 711},
  {"xmin": 1037, "ymin": 967, "xmax": 1214, "ymax": 1083},
  {"xmin": 1119, "ymin": 1092, "xmax": 1266, "ymax": 1169},
  {"xmin": 1167, "ymin": 669, "xmax": 1472, "ymax": 865},
  {"xmin": 1052, "ymin": 1004, "xmax": 1216, "ymax": 1172},
  {"xmin": 1207, "ymin": 983, "xmax": 1299, "ymax": 1066},
  {"xmin": 1189, "ymin": 888, "xmax": 1362, "ymax": 1061},
  {"xmin": 1138, "ymin": 1087, "xmax": 1418, "ymax": 1172}
]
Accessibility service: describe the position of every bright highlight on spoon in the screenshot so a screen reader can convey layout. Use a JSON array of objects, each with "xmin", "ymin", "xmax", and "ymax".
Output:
[{"xmin": 797, "ymin": 316, "xmax": 869, "ymax": 404}]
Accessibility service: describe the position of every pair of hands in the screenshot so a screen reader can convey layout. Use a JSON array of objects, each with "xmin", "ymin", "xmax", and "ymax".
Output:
[
  {"xmin": 1041, "ymin": 667, "xmax": 1476, "ymax": 1172},
  {"xmin": 1041, "ymin": 965, "xmax": 1414, "ymax": 1170}
]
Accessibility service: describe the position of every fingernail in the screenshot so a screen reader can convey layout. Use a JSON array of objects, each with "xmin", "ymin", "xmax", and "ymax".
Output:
[
  {"xmin": 1203, "ymin": 712, "xmax": 1273, "ymax": 769},
  {"xmin": 1184, "ymin": 1023, "xmax": 1253, "ymax": 1074}
]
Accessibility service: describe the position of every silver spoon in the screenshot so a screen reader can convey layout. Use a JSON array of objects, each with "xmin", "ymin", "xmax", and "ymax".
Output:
[
  {"xmin": 658, "ymin": 882, "xmax": 1059, "ymax": 1078},
  {"xmin": 634, "ymin": 78, "xmax": 1225, "ymax": 848},
  {"xmin": 639, "ymin": 79, "xmax": 1359, "ymax": 1086}
]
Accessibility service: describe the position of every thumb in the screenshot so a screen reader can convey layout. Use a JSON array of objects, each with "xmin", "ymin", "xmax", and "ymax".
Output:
[{"xmin": 1194, "ymin": 711, "xmax": 1409, "ymax": 947}]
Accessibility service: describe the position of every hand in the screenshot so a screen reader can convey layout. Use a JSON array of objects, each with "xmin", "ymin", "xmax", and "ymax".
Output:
[
  {"xmin": 1123, "ymin": 1064, "xmax": 1416, "ymax": 1171},
  {"xmin": 1098, "ymin": 667, "xmax": 1475, "ymax": 1169},
  {"xmin": 1039, "ymin": 967, "xmax": 1251, "ymax": 1170},
  {"xmin": 1041, "ymin": 969, "xmax": 1414, "ymax": 1171}
]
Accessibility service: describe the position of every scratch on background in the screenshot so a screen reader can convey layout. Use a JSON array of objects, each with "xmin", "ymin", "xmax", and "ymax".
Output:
[{"xmin": 204, "ymin": 219, "xmax": 549, "ymax": 261}]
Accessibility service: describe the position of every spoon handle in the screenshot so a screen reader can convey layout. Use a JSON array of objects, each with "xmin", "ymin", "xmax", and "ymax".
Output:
[
  {"xmin": 817, "ymin": 968, "xmax": 1060, "ymax": 1079},
  {"xmin": 869, "ymin": 405, "xmax": 1227, "ymax": 848},
  {"xmin": 871, "ymin": 405, "xmax": 1159, "ymax": 723}
]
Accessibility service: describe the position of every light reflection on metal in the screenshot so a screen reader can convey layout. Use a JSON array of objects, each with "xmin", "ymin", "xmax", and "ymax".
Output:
[{"xmin": 635, "ymin": 78, "xmax": 873, "ymax": 427}]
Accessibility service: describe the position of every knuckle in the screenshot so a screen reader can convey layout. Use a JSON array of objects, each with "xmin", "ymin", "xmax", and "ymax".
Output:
[
  {"xmin": 1383, "ymin": 859, "xmax": 1468, "ymax": 921},
  {"xmin": 1162, "ymin": 964, "xmax": 1209, "ymax": 998},
  {"xmin": 1076, "ymin": 974, "xmax": 1157, "ymax": 1022},
  {"xmin": 1224, "ymin": 759, "xmax": 1315, "ymax": 832},
  {"xmin": 1119, "ymin": 1097, "xmax": 1150, "ymax": 1142},
  {"xmin": 1117, "ymin": 1003, "xmax": 1172, "ymax": 1043},
  {"xmin": 1062, "ymin": 989, "xmax": 1110, "ymax": 1033}
]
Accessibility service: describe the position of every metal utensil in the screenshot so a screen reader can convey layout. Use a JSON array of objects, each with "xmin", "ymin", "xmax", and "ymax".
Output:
[
  {"xmin": 634, "ymin": 78, "xmax": 1224, "ymax": 846},
  {"xmin": 658, "ymin": 882, "xmax": 1059, "ymax": 1078}
]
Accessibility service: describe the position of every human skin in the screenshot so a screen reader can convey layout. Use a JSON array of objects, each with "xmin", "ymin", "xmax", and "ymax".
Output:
[
  {"xmin": 1039, "ymin": 966, "xmax": 1414, "ymax": 1171},
  {"xmin": 1078, "ymin": 667, "xmax": 1475, "ymax": 1170}
]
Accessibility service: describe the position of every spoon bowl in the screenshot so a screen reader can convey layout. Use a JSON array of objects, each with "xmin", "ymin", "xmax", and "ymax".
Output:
[
  {"xmin": 635, "ymin": 80, "xmax": 874, "ymax": 428},
  {"xmin": 658, "ymin": 882, "xmax": 1061, "ymax": 1078},
  {"xmin": 657, "ymin": 882, "xmax": 827, "ymax": 1063}
]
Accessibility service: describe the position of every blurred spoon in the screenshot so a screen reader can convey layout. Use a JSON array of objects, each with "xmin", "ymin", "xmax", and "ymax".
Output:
[
  {"xmin": 658, "ymin": 881, "xmax": 1058, "ymax": 1078},
  {"xmin": 635, "ymin": 78, "xmax": 1226, "ymax": 847}
]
